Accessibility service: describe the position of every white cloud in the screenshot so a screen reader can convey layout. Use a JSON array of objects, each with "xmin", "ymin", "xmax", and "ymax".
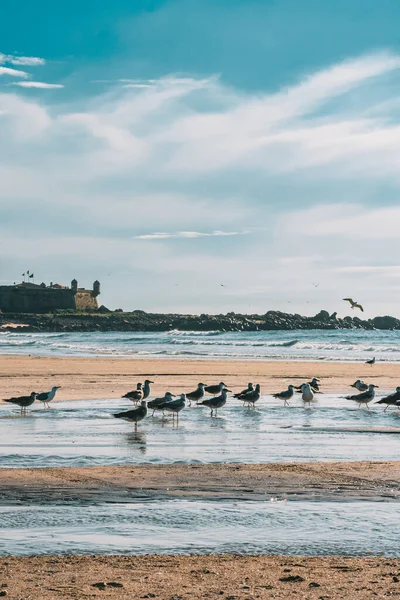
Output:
[
  {"xmin": 11, "ymin": 82, "xmax": 64, "ymax": 89},
  {"xmin": 135, "ymin": 230, "xmax": 249, "ymax": 239},
  {"xmin": 0, "ymin": 66, "xmax": 29, "ymax": 78},
  {"xmin": 2, "ymin": 52, "xmax": 400, "ymax": 313},
  {"xmin": 0, "ymin": 53, "xmax": 45, "ymax": 66}
]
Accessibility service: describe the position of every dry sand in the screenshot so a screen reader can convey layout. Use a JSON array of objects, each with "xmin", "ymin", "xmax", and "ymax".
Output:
[
  {"xmin": 1, "ymin": 554, "xmax": 400, "ymax": 599},
  {"xmin": 1, "ymin": 461, "xmax": 400, "ymax": 504},
  {"xmin": 1, "ymin": 355, "xmax": 399, "ymax": 401}
]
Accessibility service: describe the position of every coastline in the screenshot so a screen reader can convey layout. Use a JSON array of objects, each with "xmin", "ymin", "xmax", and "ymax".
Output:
[{"xmin": 0, "ymin": 354, "xmax": 398, "ymax": 400}]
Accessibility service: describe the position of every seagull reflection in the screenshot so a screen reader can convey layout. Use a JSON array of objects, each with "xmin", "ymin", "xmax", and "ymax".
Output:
[{"xmin": 125, "ymin": 431, "xmax": 147, "ymax": 455}]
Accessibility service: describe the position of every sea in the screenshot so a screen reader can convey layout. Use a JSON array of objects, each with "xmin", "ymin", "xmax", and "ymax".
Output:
[{"xmin": 1, "ymin": 328, "xmax": 400, "ymax": 361}]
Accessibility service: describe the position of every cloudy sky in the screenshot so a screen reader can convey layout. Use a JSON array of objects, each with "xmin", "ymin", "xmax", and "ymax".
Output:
[{"xmin": 1, "ymin": 0, "xmax": 400, "ymax": 317}]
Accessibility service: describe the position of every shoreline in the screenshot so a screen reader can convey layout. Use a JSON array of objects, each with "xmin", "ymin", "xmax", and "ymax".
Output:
[
  {"xmin": 1, "ymin": 554, "xmax": 400, "ymax": 599},
  {"xmin": 1, "ymin": 355, "xmax": 398, "ymax": 400},
  {"xmin": 1, "ymin": 461, "xmax": 400, "ymax": 504}
]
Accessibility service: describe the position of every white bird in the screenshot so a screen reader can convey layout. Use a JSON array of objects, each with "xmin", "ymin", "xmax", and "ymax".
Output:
[
  {"xmin": 36, "ymin": 386, "xmax": 61, "ymax": 409},
  {"xmin": 345, "ymin": 384, "xmax": 378, "ymax": 409},
  {"xmin": 343, "ymin": 298, "xmax": 364, "ymax": 312},
  {"xmin": 300, "ymin": 383, "xmax": 314, "ymax": 405}
]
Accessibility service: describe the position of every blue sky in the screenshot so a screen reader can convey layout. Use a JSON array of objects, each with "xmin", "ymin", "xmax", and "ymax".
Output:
[{"xmin": 1, "ymin": 0, "xmax": 400, "ymax": 316}]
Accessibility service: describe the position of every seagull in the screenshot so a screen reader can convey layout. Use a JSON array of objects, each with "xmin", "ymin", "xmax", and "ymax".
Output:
[
  {"xmin": 147, "ymin": 392, "xmax": 175, "ymax": 416},
  {"xmin": 351, "ymin": 380, "xmax": 369, "ymax": 392},
  {"xmin": 345, "ymin": 384, "xmax": 378, "ymax": 409},
  {"xmin": 205, "ymin": 382, "xmax": 228, "ymax": 396},
  {"xmin": 113, "ymin": 401, "xmax": 148, "ymax": 430},
  {"xmin": 3, "ymin": 392, "xmax": 37, "ymax": 414},
  {"xmin": 343, "ymin": 298, "xmax": 364, "ymax": 312},
  {"xmin": 158, "ymin": 393, "xmax": 186, "ymax": 422},
  {"xmin": 142, "ymin": 380, "xmax": 154, "ymax": 400},
  {"xmin": 375, "ymin": 387, "xmax": 400, "ymax": 411},
  {"xmin": 300, "ymin": 383, "xmax": 314, "ymax": 405},
  {"xmin": 240, "ymin": 384, "xmax": 260, "ymax": 409},
  {"xmin": 199, "ymin": 388, "xmax": 231, "ymax": 417},
  {"xmin": 233, "ymin": 383, "xmax": 254, "ymax": 399},
  {"xmin": 36, "ymin": 386, "xmax": 61, "ymax": 409},
  {"xmin": 123, "ymin": 383, "xmax": 143, "ymax": 404},
  {"xmin": 365, "ymin": 357, "xmax": 376, "ymax": 365},
  {"xmin": 296, "ymin": 378, "xmax": 321, "ymax": 393},
  {"xmin": 185, "ymin": 383, "xmax": 207, "ymax": 406},
  {"xmin": 273, "ymin": 385, "xmax": 295, "ymax": 406}
]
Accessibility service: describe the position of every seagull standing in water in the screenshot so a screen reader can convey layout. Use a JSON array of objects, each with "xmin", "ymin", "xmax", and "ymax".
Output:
[
  {"xmin": 240, "ymin": 384, "xmax": 260, "ymax": 409},
  {"xmin": 36, "ymin": 386, "xmax": 61, "ymax": 409},
  {"xmin": 233, "ymin": 383, "xmax": 254, "ymax": 399},
  {"xmin": 3, "ymin": 392, "xmax": 37, "ymax": 415},
  {"xmin": 199, "ymin": 388, "xmax": 231, "ymax": 417},
  {"xmin": 205, "ymin": 382, "xmax": 228, "ymax": 396},
  {"xmin": 375, "ymin": 387, "xmax": 400, "ymax": 411},
  {"xmin": 345, "ymin": 384, "xmax": 378, "ymax": 409},
  {"xmin": 273, "ymin": 385, "xmax": 295, "ymax": 406},
  {"xmin": 142, "ymin": 380, "xmax": 154, "ymax": 400},
  {"xmin": 147, "ymin": 392, "xmax": 175, "ymax": 416},
  {"xmin": 300, "ymin": 383, "xmax": 314, "ymax": 406},
  {"xmin": 351, "ymin": 380, "xmax": 368, "ymax": 392},
  {"xmin": 123, "ymin": 383, "xmax": 143, "ymax": 404},
  {"xmin": 185, "ymin": 383, "xmax": 207, "ymax": 406},
  {"xmin": 296, "ymin": 378, "xmax": 321, "ymax": 393},
  {"xmin": 113, "ymin": 401, "xmax": 148, "ymax": 431},
  {"xmin": 158, "ymin": 393, "xmax": 186, "ymax": 422}
]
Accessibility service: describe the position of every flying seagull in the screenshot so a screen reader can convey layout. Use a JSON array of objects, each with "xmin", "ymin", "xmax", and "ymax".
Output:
[
  {"xmin": 273, "ymin": 385, "xmax": 295, "ymax": 406},
  {"xmin": 375, "ymin": 387, "xmax": 400, "ymax": 411},
  {"xmin": 113, "ymin": 401, "xmax": 148, "ymax": 430},
  {"xmin": 343, "ymin": 298, "xmax": 364, "ymax": 312},
  {"xmin": 36, "ymin": 386, "xmax": 61, "ymax": 409},
  {"xmin": 345, "ymin": 384, "xmax": 378, "ymax": 409}
]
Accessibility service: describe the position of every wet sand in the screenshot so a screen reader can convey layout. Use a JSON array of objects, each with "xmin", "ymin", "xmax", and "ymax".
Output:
[
  {"xmin": 1, "ymin": 461, "xmax": 400, "ymax": 504},
  {"xmin": 1, "ymin": 554, "xmax": 400, "ymax": 599},
  {"xmin": 0, "ymin": 355, "xmax": 398, "ymax": 401}
]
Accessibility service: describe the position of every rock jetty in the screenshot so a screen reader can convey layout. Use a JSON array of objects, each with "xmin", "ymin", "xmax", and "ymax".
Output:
[{"xmin": 0, "ymin": 309, "xmax": 399, "ymax": 332}]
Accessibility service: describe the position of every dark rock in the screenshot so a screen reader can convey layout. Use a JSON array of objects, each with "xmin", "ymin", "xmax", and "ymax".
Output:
[
  {"xmin": 309, "ymin": 582, "xmax": 321, "ymax": 587},
  {"xmin": 92, "ymin": 582, "xmax": 106, "ymax": 590},
  {"xmin": 279, "ymin": 575, "xmax": 305, "ymax": 583},
  {"xmin": 393, "ymin": 576, "xmax": 399, "ymax": 583},
  {"xmin": 107, "ymin": 582, "xmax": 124, "ymax": 587}
]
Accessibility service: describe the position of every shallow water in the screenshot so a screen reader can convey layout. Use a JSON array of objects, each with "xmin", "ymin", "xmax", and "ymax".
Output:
[
  {"xmin": 2, "ymin": 329, "xmax": 400, "ymax": 361},
  {"xmin": 0, "ymin": 499, "xmax": 398, "ymax": 556},
  {"xmin": 1, "ymin": 396, "xmax": 400, "ymax": 468}
]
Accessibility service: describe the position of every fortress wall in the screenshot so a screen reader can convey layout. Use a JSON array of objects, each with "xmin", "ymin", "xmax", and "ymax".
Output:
[
  {"xmin": 0, "ymin": 288, "xmax": 76, "ymax": 313},
  {"xmin": 75, "ymin": 291, "xmax": 98, "ymax": 310}
]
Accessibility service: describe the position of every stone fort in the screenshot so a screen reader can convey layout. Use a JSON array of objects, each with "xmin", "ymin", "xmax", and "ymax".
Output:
[{"xmin": 0, "ymin": 279, "xmax": 100, "ymax": 313}]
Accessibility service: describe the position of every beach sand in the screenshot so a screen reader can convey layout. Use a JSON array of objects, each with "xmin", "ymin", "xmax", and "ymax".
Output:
[
  {"xmin": 0, "ymin": 355, "xmax": 398, "ymax": 400},
  {"xmin": 1, "ymin": 461, "xmax": 400, "ymax": 504},
  {"xmin": 1, "ymin": 554, "xmax": 400, "ymax": 599}
]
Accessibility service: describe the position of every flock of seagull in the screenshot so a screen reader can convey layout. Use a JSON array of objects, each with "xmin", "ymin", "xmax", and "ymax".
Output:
[{"xmin": 3, "ymin": 377, "xmax": 400, "ymax": 429}]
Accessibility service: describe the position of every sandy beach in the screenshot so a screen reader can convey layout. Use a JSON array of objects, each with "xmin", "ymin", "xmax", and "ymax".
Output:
[
  {"xmin": 1, "ymin": 461, "xmax": 400, "ymax": 504},
  {"xmin": 1, "ymin": 554, "xmax": 400, "ymax": 599},
  {"xmin": 1, "ymin": 355, "xmax": 398, "ymax": 400}
]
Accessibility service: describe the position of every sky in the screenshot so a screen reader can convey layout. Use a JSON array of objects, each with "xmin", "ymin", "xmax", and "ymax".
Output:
[{"xmin": 1, "ymin": 0, "xmax": 400, "ymax": 317}]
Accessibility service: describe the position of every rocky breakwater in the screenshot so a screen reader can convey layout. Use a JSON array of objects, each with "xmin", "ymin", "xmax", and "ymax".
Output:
[{"xmin": 1, "ymin": 309, "xmax": 400, "ymax": 332}]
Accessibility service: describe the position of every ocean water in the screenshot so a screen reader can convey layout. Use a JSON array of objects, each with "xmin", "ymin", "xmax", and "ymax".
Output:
[
  {"xmin": 1, "ymin": 396, "xmax": 400, "ymax": 468},
  {"xmin": 0, "ymin": 500, "xmax": 399, "ymax": 556},
  {"xmin": 1, "ymin": 329, "xmax": 400, "ymax": 361}
]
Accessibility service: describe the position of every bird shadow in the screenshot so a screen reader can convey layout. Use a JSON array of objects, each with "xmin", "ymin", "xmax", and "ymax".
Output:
[{"xmin": 124, "ymin": 431, "xmax": 147, "ymax": 455}]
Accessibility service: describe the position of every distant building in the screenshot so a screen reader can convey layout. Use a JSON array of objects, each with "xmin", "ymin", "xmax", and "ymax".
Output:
[{"xmin": 0, "ymin": 279, "xmax": 101, "ymax": 313}]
